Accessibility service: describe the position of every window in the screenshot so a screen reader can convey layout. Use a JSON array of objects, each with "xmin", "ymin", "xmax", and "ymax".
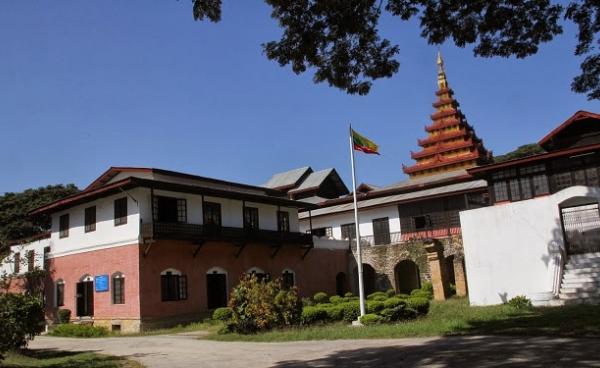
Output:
[
  {"xmin": 372, "ymin": 217, "xmax": 391, "ymax": 245},
  {"xmin": 493, "ymin": 181, "xmax": 509, "ymax": 202},
  {"xmin": 14, "ymin": 252, "xmax": 20, "ymax": 274},
  {"xmin": 532, "ymin": 174, "xmax": 550, "ymax": 195},
  {"xmin": 56, "ymin": 280, "xmax": 65, "ymax": 307},
  {"xmin": 154, "ymin": 196, "xmax": 187, "ymax": 223},
  {"xmin": 243, "ymin": 206, "xmax": 259, "ymax": 231},
  {"xmin": 43, "ymin": 246, "xmax": 51, "ymax": 270},
  {"xmin": 203, "ymin": 202, "xmax": 222, "ymax": 226},
  {"xmin": 555, "ymin": 172, "xmax": 572, "ymax": 191},
  {"xmin": 59, "ymin": 214, "xmax": 69, "ymax": 238},
  {"xmin": 586, "ymin": 168, "xmax": 599, "ymax": 186},
  {"xmin": 114, "ymin": 198, "xmax": 128, "ymax": 226},
  {"xmin": 312, "ymin": 227, "xmax": 332, "ymax": 238},
  {"xmin": 509, "ymin": 179, "xmax": 521, "ymax": 201},
  {"xmin": 282, "ymin": 269, "xmax": 295, "ymax": 289},
  {"xmin": 519, "ymin": 178, "xmax": 533, "ymax": 199},
  {"xmin": 341, "ymin": 223, "xmax": 356, "ymax": 240},
  {"xmin": 574, "ymin": 169, "xmax": 587, "ymax": 185},
  {"xmin": 413, "ymin": 215, "xmax": 432, "ymax": 230},
  {"xmin": 27, "ymin": 250, "xmax": 35, "ymax": 272},
  {"xmin": 85, "ymin": 206, "xmax": 96, "ymax": 233},
  {"xmin": 112, "ymin": 273, "xmax": 125, "ymax": 304},
  {"xmin": 277, "ymin": 211, "xmax": 290, "ymax": 232},
  {"xmin": 161, "ymin": 271, "xmax": 188, "ymax": 301}
]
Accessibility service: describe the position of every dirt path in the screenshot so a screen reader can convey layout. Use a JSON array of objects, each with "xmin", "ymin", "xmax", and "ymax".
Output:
[{"xmin": 28, "ymin": 333, "xmax": 600, "ymax": 367}]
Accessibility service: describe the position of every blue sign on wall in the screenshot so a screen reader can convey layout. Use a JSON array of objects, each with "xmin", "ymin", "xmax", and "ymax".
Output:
[{"xmin": 95, "ymin": 275, "xmax": 109, "ymax": 292}]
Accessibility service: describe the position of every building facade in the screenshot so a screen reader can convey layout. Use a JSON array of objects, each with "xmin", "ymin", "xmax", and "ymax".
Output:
[
  {"xmin": 2, "ymin": 167, "xmax": 349, "ymax": 332},
  {"xmin": 462, "ymin": 111, "xmax": 600, "ymax": 306}
]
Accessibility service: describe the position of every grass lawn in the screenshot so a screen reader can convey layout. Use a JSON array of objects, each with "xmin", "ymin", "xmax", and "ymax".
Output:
[
  {"xmin": 2, "ymin": 350, "xmax": 143, "ymax": 368},
  {"xmin": 204, "ymin": 298, "xmax": 600, "ymax": 342}
]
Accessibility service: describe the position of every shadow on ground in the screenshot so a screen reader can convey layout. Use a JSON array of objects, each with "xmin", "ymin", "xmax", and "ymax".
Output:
[
  {"xmin": 272, "ymin": 335, "xmax": 600, "ymax": 367},
  {"xmin": 4, "ymin": 348, "xmax": 133, "ymax": 368}
]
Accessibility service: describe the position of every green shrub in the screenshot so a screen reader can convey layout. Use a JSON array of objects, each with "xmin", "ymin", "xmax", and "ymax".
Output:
[
  {"xmin": 0, "ymin": 293, "xmax": 45, "ymax": 359},
  {"xmin": 383, "ymin": 297, "xmax": 405, "ymax": 309},
  {"xmin": 385, "ymin": 289, "xmax": 396, "ymax": 297},
  {"xmin": 322, "ymin": 304, "xmax": 344, "ymax": 321},
  {"xmin": 329, "ymin": 295, "xmax": 343, "ymax": 304},
  {"xmin": 360, "ymin": 313, "xmax": 383, "ymax": 325},
  {"xmin": 508, "ymin": 295, "xmax": 533, "ymax": 309},
  {"xmin": 367, "ymin": 291, "xmax": 387, "ymax": 300},
  {"xmin": 302, "ymin": 297, "xmax": 315, "ymax": 306},
  {"xmin": 421, "ymin": 281, "xmax": 433, "ymax": 293},
  {"xmin": 313, "ymin": 292, "xmax": 329, "ymax": 304},
  {"xmin": 228, "ymin": 275, "xmax": 302, "ymax": 333},
  {"xmin": 212, "ymin": 307, "xmax": 233, "ymax": 322},
  {"xmin": 366, "ymin": 300, "xmax": 384, "ymax": 314},
  {"xmin": 344, "ymin": 292, "xmax": 354, "ymax": 298},
  {"xmin": 50, "ymin": 324, "xmax": 109, "ymax": 338},
  {"xmin": 406, "ymin": 297, "xmax": 430, "ymax": 315},
  {"xmin": 341, "ymin": 301, "xmax": 360, "ymax": 322},
  {"xmin": 57, "ymin": 308, "xmax": 71, "ymax": 324},
  {"xmin": 301, "ymin": 306, "xmax": 328, "ymax": 325},
  {"xmin": 396, "ymin": 293, "xmax": 410, "ymax": 299},
  {"xmin": 380, "ymin": 305, "xmax": 418, "ymax": 322},
  {"xmin": 410, "ymin": 289, "xmax": 433, "ymax": 299}
]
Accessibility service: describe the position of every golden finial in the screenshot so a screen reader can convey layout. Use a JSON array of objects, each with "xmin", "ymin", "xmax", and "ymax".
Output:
[{"xmin": 437, "ymin": 50, "xmax": 448, "ymax": 90}]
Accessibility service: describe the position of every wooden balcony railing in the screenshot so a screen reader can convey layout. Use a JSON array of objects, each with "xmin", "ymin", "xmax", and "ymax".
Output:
[{"xmin": 140, "ymin": 222, "xmax": 313, "ymax": 246}]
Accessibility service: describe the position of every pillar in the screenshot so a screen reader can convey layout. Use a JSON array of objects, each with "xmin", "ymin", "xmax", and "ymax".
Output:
[
  {"xmin": 424, "ymin": 240, "xmax": 449, "ymax": 301},
  {"xmin": 453, "ymin": 255, "xmax": 468, "ymax": 297}
]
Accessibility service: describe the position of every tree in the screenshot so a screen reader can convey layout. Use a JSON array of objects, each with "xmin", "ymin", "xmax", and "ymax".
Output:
[
  {"xmin": 191, "ymin": 0, "xmax": 600, "ymax": 99},
  {"xmin": 0, "ymin": 185, "xmax": 79, "ymax": 249},
  {"xmin": 494, "ymin": 143, "xmax": 546, "ymax": 163}
]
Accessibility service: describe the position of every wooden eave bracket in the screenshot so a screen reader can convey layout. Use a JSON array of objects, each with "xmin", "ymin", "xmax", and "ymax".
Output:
[
  {"xmin": 270, "ymin": 243, "xmax": 283, "ymax": 259},
  {"xmin": 301, "ymin": 245, "xmax": 313, "ymax": 260},
  {"xmin": 235, "ymin": 242, "xmax": 247, "ymax": 258},
  {"xmin": 192, "ymin": 241, "xmax": 205, "ymax": 258},
  {"xmin": 143, "ymin": 240, "xmax": 155, "ymax": 257}
]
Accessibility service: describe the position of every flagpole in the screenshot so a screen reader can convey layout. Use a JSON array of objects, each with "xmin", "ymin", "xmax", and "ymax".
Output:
[{"xmin": 349, "ymin": 124, "xmax": 366, "ymax": 319}]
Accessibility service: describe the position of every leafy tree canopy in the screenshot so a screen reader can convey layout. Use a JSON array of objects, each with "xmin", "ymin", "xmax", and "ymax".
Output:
[
  {"xmin": 494, "ymin": 143, "xmax": 546, "ymax": 163},
  {"xmin": 0, "ymin": 184, "xmax": 79, "ymax": 247},
  {"xmin": 192, "ymin": 0, "xmax": 600, "ymax": 99}
]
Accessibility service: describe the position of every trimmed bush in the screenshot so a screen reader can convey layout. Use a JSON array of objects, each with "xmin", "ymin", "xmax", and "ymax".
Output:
[
  {"xmin": 406, "ymin": 297, "xmax": 430, "ymax": 315},
  {"xmin": 508, "ymin": 295, "xmax": 533, "ymax": 309},
  {"xmin": 302, "ymin": 297, "xmax": 315, "ymax": 307},
  {"xmin": 410, "ymin": 289, "xmax": 433, "ymax": 299},
  {"xmin": 212, "ymin": 307, "xmax": 233, "ymax": 322},
  {"xmin": 341, "ymin": 301, "xmax": 360, "ymax": 322},
  {"xmin": 344, "ymin": 292, "xmax": 354, "ymax": 298},
  {"xmin": 301, "ymin": 306, "xmax": 328, "ymax": 325},
  {"xmin": 50, "ymin": 324, "xmax": 109, "ymax": 338},
  {"xmin": 385, "ymin": 289, "xmax": 396, "ymax": 297},
  {"xmin": 396, "ymin": 293, "xmax": 410, "ymax": 299},
  {"xmin": 366, "ymin": 300, "xmax": 385, "ymax": 314},
  {"xmin": 360, "ymin": 313, "xmax": 383, "ymax": 325},
  {"xmin": 228, "ymin": 275, "xmax": 302, "ymax": 333},
  {"xmin": 383, "ymin": 297, "xmax": 405, "ymax": 309},
  {"xmin": 322, "ymin": 304, "xmax": 345, "ymax": 321},
  {"xmin": 57, "ymin": 308, "xmax": 71, "ymax": 324},
  {"xmin": 0, "ymin": 293, "xmax": 45, "ymax": 359},
  {"xmin": 422, "ymin": 281, "xmax": 433, "ymax": 293},
  {"xmin": 313, "ymin": 292, "xmax": 329, "ymax": 304},
  {"xmin": 367, "ymin": 291, "xmax": 387, "ymax": 300},
  {"xmin": 329, "ymin": 295, "xmax": 343, "ymax": 304}
]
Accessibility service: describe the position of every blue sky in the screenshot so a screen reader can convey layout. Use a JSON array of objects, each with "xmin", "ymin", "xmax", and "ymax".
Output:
[{"xmin": 1, "ymin": 1, "xmax": 598, "ymax": 194}]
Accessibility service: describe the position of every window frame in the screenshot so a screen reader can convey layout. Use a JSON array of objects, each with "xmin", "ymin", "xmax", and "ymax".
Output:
[
  {"xmin": 340, "ymin": 223, "xmax": 356, "ymax": 240},
  {"xmin": 59, "ymin": 214, "xmax": 70, "ymax": 238},
  {"xmin": 27, "ymin": 250, "xmax": 35, "ymax": 272},
  {"xmin": 56, "ymin": 280, "xmax": 65, "ymax": 307},
  {"xmin": 114, "ymin": 197, "xmax": 128, "ymax": 226},
  {"xmin": 202, "ymin": 201, "xmax": 222, "ymax": 227},
  {"xmin": 84, "ymin": 206, "xmax": 96, "ymax": 233},
  {"xmin": 160, "ymin": 271, "xmax": 188, "ymax": 302},
  {"xmin": 112, "ymin": 273, "xmax": 125, "ymax": 305},
  {"xmin": 277, "ymin": 211, "xmax": 290, "ymax": 232},
  {"xmin": 243, "ymin": 206, "xmax": 259, "ymax": 231},
  {"xmin": 372, "ymin": 217, "xmax": 391, "ymax": 245},
  {"xmin": 13, "ymin": 252, "xmax": 21, "ymax": 274}
]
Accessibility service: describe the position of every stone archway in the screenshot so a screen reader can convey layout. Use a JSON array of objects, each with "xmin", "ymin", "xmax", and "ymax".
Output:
[
  {"xmin": 394, "ymin": 260, "xmax": 421, "ymax": 294},
  {"xmin": 353, "ymin": 264, "xmax": 376, "ymax": 295}
]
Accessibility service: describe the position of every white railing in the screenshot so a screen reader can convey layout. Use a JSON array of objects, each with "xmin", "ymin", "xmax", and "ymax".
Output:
[{"xmin": 552, "ymin": 245, "xmax": 567, "ymax": 297}]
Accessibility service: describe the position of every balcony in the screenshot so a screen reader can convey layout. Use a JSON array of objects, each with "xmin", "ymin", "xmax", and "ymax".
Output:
[
  {"xmin": 140, "ymin": 222, "xmax": 313, "ymax": 246},
  {"xmin": 343, "ymin": 232, "xmax": 402, "ymax": 247}
]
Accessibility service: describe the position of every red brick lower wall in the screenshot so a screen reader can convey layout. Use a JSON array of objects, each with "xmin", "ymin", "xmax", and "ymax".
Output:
[
  {"xmin": 45, "ymin": 244, "xmax": 141, "ymax": 322},
  {"xmin": 139, "ymin": 240, "xmax": 349, "ymax": 319}
]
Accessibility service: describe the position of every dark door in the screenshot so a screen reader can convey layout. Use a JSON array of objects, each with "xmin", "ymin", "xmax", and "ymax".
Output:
[
  {"xmin": 76, "ymin": 281, "xmax": 94, "ymax": 317},
  {"xmin": 206, "ymin": 273, "xmax": 227, "ymax": 309}
]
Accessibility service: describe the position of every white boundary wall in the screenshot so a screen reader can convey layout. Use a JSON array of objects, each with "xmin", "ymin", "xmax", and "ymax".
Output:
[{"xmin": 461, "ymin": 186, "xmax": 600, "ymax": 305}]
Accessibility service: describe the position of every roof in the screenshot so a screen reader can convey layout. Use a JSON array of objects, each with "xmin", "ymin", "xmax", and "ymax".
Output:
[
  {"xmin": 539, "ymin": 110, "xmax": 600, "ymax": 150},
  {"xmin": 263, "ymin": 167, "xmax": 312, "ymax": 190},
  {"xmin": 468, "ymin": 142, "xmax": 600, "ymax": 176},
  {"xmin": 299, "ymin": 179, "xmax": 487, "ymax": 219},
  {"xmin": 288, "ymin": 169, "xmax": 332, "ymax": 193},
  {"xmin": 31, "ymin": 167, "xmax": 318, "ymax": 215}
]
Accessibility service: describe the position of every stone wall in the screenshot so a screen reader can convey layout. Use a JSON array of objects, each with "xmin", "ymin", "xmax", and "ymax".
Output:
[{"xmin": 349, "ymin": 235, "xmax": 464, "ymax": 294}]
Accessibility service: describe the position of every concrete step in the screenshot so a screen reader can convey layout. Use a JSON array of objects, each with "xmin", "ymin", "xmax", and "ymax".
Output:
[
  {"xmin": 569, "ymin": 251, "xmax": 600, "ymax": 260},
  {"xmin": 559, "ymin": 290, "xmax": 600, "ymax": 299},
  {"xmin": 561, "ymin": 279, "xmax": 600, "ymax": 288},
  {"xmin": 567, "ymin": 255, "xmax": 600, "ymax": 263},
  {"xmin": 565, "ymin": 263, "xmax": 600, "ymax": 271},
  {"xmin": 553, "ymin": 297, "xmax": 600, "ymax": 306},
  {"xmin": 562, "ymin": 269, "xmax": 600, "ymax": 278},
  {"xmin": 560, "ymin": 284, "xmax": 600, "ymax": 294}
]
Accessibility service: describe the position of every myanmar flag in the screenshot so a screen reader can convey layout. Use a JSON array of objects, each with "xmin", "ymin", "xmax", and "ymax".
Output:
[{"xmin": 352, "ymin": 129, "xmax": 380, "ymax": 155}]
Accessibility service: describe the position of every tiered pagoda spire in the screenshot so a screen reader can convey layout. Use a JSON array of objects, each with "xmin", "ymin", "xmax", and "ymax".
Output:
[{"xmin": 402, "ymin": 52, "xmax": 491, "ymax": 178}]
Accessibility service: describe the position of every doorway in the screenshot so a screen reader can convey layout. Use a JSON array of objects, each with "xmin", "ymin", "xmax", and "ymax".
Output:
[
  {"xmin": 206, "ymin": 268, "xmax": 228, "ymax": 309},
  {"xmin": 76, "ymin": 275, "xmax": 94, "ymax": 317}
]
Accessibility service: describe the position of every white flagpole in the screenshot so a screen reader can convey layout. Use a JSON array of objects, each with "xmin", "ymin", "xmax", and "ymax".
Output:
[{"xmin": 349, "ymin": 124, "xmax": 366, "ymax": 318}]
